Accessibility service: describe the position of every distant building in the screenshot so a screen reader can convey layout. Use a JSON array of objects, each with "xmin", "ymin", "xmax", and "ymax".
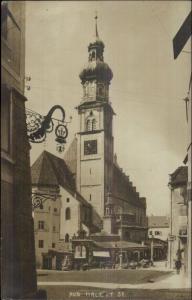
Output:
[
  {"xmin": 148, "ymin": 216, "xmax": 169, "ymax": 241},
  {"xmin": 168, "ymin": 166, "xmax": 188, "ymax": 273},
  {"xmin": 31, "ymin": 150, "xmax": 102, "ymax": 268},
  {"xmin": 1, "ymin": 2, "xmax": 37, "ymax": 298}
]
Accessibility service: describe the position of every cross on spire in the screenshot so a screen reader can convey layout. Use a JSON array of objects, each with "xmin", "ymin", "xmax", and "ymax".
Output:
[{"xmin": 95, "ymin": 11, "xmax": 99, "ymax": 38}]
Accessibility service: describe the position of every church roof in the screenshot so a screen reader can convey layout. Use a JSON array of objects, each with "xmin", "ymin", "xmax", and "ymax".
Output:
[
  {"xmin": 31, "ymin": 150, "xmax": 75, "ymax": 191},
  {"xmin": 64, "ymin": 137, "xmax": 77, "ymax": 175},
  {"xmin": 112, "ymin": 163, "xmax": 146, "ymax": 208},
  {"xmin": 169, "ymin": 166, "xmax": 188, "ymax": 187}
]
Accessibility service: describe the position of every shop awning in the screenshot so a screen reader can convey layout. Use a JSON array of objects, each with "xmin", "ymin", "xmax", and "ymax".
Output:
[{"xmin": 93, "ymin": 251, "xmax": 110, "ymax": 258}]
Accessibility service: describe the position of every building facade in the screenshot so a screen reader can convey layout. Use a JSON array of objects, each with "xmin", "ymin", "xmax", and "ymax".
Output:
[
  {"xmin": 31, "ymin": 150, "xmax": 101, "ymax": 268},
  {"xmin": 168, "ymin": 166, "xmax": 188, "ymax": 273},
  {"xmin": 1, "ymin": 2, "xmax": 37, "ymax": 298}
]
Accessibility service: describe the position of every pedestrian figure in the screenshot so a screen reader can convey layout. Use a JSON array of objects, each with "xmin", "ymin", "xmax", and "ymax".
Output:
[{"xmin": 175, "ymin": 259, "xmax": 182, "ymax": 274}]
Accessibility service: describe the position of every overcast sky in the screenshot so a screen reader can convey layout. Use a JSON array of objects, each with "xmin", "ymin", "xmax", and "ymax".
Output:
[{"xmin": 25, "ymin": 1, "xmax": 191, "ymax": 216}]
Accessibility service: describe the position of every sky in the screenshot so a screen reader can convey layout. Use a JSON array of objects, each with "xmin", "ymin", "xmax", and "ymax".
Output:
[{"xmin": 25, "ymin": 1, "xmax": 191, "ymax": 216}]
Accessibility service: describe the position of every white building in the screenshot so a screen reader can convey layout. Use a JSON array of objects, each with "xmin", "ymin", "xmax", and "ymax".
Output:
[
  {"xmin": 148, "ymin": 216, "xmax": 169, "ymax": 241},
  {"xmin": 31, "ymin": 150, "xmax": 101, "ymax": 268}
]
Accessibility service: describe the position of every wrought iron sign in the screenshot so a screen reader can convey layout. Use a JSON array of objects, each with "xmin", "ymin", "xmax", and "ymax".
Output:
[
  {"xmin": 26, "ymin": 105, "xmax": 70, "ymax": 153},
  {"xmin": 32, "ymin": 192, "xmax": 57, "ymax": 210}
]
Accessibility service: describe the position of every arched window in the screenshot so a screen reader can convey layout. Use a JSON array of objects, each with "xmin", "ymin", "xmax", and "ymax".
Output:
[
  {"xmin": 86, "ymin": 119, "xmax": 91, "ymax": 131},
  {"xmin": 65, "ymin": 207, "xmax": 71, "ymax": 220},
  {"xmin": 92, "ymin": 119, "xmax": 96, "ymax": 130},
  {"xmin": 65, "ymin": 233, "xmax": 69, "ymax": 242},
  {"xmin": 92, "ymin": 51, "xmax": 96, "ymax": 60}
]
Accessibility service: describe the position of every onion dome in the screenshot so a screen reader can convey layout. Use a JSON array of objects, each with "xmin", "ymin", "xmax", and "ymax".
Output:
[
  {"xmin": 79, "ymin": 61, "xmax": 113, "ymax": 84},
  {"xmin": 79, "ymin": 14, "xmax": 113, "ymax": 84}
]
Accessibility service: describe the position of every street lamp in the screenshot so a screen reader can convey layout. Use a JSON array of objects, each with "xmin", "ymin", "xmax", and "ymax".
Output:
[{"xmin": 151, "ymin": 234, "xmax": 154, "ymax": 265}]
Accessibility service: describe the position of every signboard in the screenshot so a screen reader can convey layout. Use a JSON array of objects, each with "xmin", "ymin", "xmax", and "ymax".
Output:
[{"xmin": 93, "ymin": 251, "xmax": 110, "ymax": 258}]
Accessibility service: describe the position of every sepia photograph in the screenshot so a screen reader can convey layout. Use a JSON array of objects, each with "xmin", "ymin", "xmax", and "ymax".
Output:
[{"xmin": 1, "ymin": 1, "xmax": 191, "ymax": 299}]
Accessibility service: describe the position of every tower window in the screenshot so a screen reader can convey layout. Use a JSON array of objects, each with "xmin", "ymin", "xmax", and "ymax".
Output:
[
  {"xmin": 92, "ymin": 51, "xmax": 96, "ymax": 60},
  {"xmin": 65, "ymin": 207, "xmax": 71, "ymax": 220},
  {"xmin": 86, "ymin": 119, "xmax": 91, "ymax": 131},
  {"xmin": 89, "ymin": 194, "xmax": 92, "ymax": 201},
  {"xmin": 92, "ymin": 119, "xmax": 96, "ymax": 130}
]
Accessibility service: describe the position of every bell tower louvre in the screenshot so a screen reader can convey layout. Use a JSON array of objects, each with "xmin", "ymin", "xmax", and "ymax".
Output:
[{"xmin": 76, "ymin": 15, "xmax": 115, "ymax": 231}]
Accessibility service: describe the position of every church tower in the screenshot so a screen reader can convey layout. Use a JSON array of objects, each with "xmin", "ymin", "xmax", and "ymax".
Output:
[{"xmin": 76, "ymin": 15, "xmax": 115, "ymax": 232}]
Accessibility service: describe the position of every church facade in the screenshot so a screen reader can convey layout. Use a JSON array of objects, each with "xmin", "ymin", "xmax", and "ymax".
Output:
[
  {"xmin": 64, "ymin": 19, "xmax": 148, "ymax": 242},
  {"xmin": 31, "ymin": 18, "xmax": 148, "ymax": 269}
]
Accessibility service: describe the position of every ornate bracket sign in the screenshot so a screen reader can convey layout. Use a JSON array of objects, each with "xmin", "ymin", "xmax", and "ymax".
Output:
[
  {"xmin": 32, "ymin": 192, "xmax": 57, "ymax": 210},
  {"xmin": 26, "ymin": 105, "xmax": 69, "ymax": 152}
]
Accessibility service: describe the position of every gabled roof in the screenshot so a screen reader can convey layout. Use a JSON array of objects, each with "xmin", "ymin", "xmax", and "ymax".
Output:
[
  {"xmin": 31, "ymin": 150, "xmax": 75, "ymax": 191},
  {"xmin": 169, "ymin": 166, "xmax": 188, "ymax": 187},
  {"xmin": 148, "ymin": 216, "xmax": 169, "ymax": 228}
]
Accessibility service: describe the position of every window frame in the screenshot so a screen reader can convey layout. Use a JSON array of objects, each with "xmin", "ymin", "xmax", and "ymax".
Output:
[
  {"xmin": 38, "ymin": 220, "xmax": 45, "ymax": 230},
  {"xmin": 65, "ymin": 207, "xmax": 71, "ymax": 220},
  {"xmin": 38, "ymin": 240, "xmax": 44, "ymax": 248}
]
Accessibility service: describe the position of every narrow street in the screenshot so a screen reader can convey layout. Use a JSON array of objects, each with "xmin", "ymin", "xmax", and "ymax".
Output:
[{"xmin": 37, "ymin": 268, "xmax": 191, "ymax": 300}]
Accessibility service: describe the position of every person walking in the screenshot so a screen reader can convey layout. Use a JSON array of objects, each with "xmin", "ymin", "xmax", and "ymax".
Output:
[{"xmin": 175, "ymin": 259, "xmax": 182, "ymax": 274}]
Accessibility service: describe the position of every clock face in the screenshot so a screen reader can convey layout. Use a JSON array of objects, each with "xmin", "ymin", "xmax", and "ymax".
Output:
[{"xmin": 84, "ymin": 140, "xmax": 97, "ymax": 155}]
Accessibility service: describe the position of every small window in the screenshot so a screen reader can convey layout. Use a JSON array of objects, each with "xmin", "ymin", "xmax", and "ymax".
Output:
[
  {"xmin": 38, "ymin": 221, "xmax": 44, "ymax": 230},
  {"xmin": 65, "ymin": 207, "xmax": 71, "ymax": 220},
  {"xmin": 149, "ymin": 231, "xmax": 153, "ymax": 235},
  {"xmin": 155, "ymin": 231, "xmax": 160, "ymax": 235},
  {"xmin": 53, "ymin": 226, "xmax": 56, "ymax": 232},
  {"xmin": 66, "ymin": 198, "xmax": 70, "ymax": 203},
  {"xmin": 89, "ymin": 194, "xmax": 92, "ymax": 201},
  {"xmin": 54, "ymin": 208, "xmax": 58, "ymax": 213},
  {"xmin": 38, "ymin": 240, "xmax": 44, "ymax": 248},
  {"xmin": 52, "ymin": 243, "xmax": 55, "ymax": 248}
]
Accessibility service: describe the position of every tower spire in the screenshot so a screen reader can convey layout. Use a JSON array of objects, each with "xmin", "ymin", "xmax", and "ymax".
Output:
[{"xmin": 95, "ymin": 11, "xmax": 99, "ymax": 39}]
